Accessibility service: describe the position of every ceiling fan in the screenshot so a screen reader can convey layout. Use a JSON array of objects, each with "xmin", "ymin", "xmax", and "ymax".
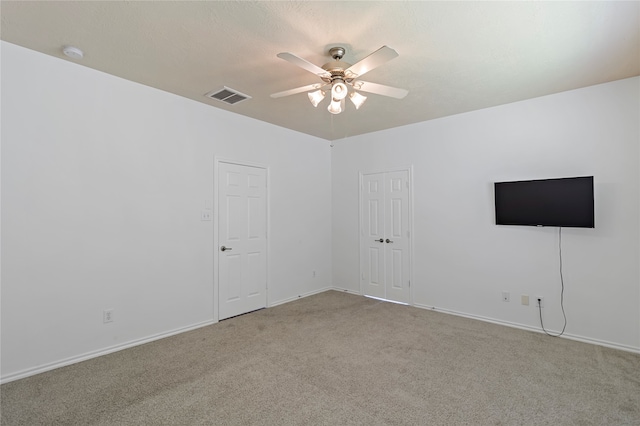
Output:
[{"xmin": 270, "ymin": 46, "xmax": 408, "ymax": 114}]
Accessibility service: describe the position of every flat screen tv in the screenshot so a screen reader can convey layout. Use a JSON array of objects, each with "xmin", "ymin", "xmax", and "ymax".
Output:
[{"xmin": 494, "ymin": 176, "xmax": 594, "ymax": 228}]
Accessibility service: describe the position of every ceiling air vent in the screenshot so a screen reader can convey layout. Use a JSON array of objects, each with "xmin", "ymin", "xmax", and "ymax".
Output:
[{"xmin": 205, "ymin": 86, "xmax": 251, "ymax": 105}]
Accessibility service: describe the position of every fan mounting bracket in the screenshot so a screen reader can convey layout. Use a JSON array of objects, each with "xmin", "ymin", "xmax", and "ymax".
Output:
[{"xmin": 329, "ymin": 46, "xmax": 345, "ymax": 60}]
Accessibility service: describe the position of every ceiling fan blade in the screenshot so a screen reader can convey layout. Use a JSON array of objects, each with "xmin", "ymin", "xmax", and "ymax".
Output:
[
  {"xmin": 352, "ymin": 81, "xmax": 408, "ymax": 99},
  {"xmin": 270, "ymin": 83, "xmax": 325, "ymax": 98},
  {"xmin": 277, "ymin": 52, "xmax": 331, "ymax": 78},
  {"xmin": 344, "ymin": 46, "xmax": 399, "ymax": 79}
]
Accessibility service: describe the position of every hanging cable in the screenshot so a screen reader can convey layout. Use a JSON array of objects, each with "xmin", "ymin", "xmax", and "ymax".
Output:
[{"xmin": 538, "ymin": 227, "xmax": 567, "ymax": 337}]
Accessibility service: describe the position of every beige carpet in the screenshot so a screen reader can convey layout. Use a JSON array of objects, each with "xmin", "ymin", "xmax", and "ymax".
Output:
[{"xmin": 2, "ymin": 290, "xmax": 639, "ymax": 425}]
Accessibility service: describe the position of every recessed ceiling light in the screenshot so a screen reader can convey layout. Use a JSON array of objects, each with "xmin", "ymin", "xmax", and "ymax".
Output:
[{"xmin": 62, "ymin": 45, "xmax": 84, "ymax": 60}]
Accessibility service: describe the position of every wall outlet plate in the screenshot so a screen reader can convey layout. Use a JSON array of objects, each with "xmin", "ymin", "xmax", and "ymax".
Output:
[
  {"xmin": 535, "ymin": 297, "xmax": 544, "ymax": 308},
  {"xmin": 502, "ymin": 292, "xmax": 510, "ymax": 302}
]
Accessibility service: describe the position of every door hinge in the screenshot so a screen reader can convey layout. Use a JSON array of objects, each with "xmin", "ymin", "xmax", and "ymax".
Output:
[{"xmin": 408, "ymin": 280, "xmax": 411, "ymax": 287}]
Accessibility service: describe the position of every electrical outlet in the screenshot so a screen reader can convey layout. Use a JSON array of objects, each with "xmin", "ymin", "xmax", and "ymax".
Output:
[
  {"xmin": 521, "ymin": 295, "xmax": 529, "ymax": 306},
  {"xmin": 201, "ymin": 210, "xmax": 212, "ymax": 221},
  {"xmin": 502, "ymin": 292, "xmax": 510, "ymax": 302},
  {"xmin": 103, "ymin": 309, "xmax": 114, "ymax": 323},
  {"xmin": 312, "ymin": 270, "xmax": 316, "ymax": 278},
  {"xmin": 535, "ymin": 297, "xmax": 544, "ymax": 308}
]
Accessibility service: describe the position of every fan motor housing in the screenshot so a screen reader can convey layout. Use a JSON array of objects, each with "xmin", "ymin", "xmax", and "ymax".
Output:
[{"xmin": 321, "ymin": 60, "xmax": 352, "ymax": 83}]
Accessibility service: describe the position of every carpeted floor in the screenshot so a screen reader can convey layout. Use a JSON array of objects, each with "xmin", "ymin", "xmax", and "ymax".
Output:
[{"xmin": 2, "ymin": 290, "xmax": 639, "ymax": 425}]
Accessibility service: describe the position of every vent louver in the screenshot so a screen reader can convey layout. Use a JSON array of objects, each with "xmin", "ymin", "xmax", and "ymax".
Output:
[{"xmin": 205, "ymin": 87, "xmax": 251, "ymax": 105}]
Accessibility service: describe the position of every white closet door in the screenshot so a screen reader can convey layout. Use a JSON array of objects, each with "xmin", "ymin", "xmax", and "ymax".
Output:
[
  {"xmin": 362, "ymin": 173, "xmax": 386, "ymax": 299},
  {"xmin": 361, "ymin": 170, "xmax": 411, "ymax": 304},
  {"xmin": 218, "ymin": 162, "xmax": 267, "ymax": 320}
]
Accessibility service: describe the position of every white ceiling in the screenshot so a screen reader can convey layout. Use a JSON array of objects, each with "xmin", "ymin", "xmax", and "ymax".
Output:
[{"xmin": 2, "ymin": 1, "xmax": 639, "ymax": 141}]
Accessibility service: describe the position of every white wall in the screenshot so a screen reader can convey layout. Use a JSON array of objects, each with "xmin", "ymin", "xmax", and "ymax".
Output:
[
  {"xmin": 2, "ymin": 40, "xmax": 638, "ymax": 383},
  {"xmin": 1, "ymin": 42, "xmax": 332, "ymax": 381},
  {"xmin": 332, "ymin": 77, "xmax": 640, "ymax": 351}
]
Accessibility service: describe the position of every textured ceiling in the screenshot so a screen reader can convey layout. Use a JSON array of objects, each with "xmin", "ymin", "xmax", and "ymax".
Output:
[{"xmin": 2, "ymin": 1, "xmax": 639, "ymax": 141}]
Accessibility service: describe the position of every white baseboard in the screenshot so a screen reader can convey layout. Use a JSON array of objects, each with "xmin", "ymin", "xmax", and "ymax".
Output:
[
  {"xmin": 330, "ymin": 286, "xmax": 362, "ymax": 295},
  {"xmin": 4, "ymin": 288, "xmax": 339, "ymax": 384},
  {"xmin": 7, "ymin": 291, "xmax": 635, "ymax": 384},
  {"xmin": 0, "ymin": 319, "xmax": 215, "ymax": 384},
  {"xmin": 413, "ymin": 303, "xmax": 640, "ymax": 355},
  {"xmin": 269, "ymin": 286, "xmax": 360, "ymax": 308},
  {"xmin": 269, "ymin": 286, "xmax": 334, "ymax": 307}
]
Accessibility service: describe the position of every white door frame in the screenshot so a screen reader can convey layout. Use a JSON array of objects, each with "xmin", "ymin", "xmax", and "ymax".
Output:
[
  {"xmin": 213, "ymin": 157, "xmax": 270, "ymax": 322},
  {"xmin": 358, "ymin": 165, "xmax": 414, "ymax": 305}
]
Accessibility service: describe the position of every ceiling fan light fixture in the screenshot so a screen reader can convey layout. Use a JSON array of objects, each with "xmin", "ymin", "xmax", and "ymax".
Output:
[
  {"xmin": 331, "ymin": 80, "xmax": 348, "ymax": 101},
  {"xmin": 272, "ymin": 45, "xmax": 407, "ymax": 116},
  {"xmin": 308, "ymin": 90, "xmax": 325, "ymax": 107},
  {"xmin": 349, "ymin": 91, "xmax": 367, "ymax": 110},
  {"xmin": 327, "ymin": 98, "xmax": 344, "ymax": 115}
]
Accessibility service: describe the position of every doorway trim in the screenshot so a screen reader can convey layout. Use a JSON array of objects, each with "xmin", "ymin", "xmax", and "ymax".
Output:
[
  {"xmin": 213, "ymin": 157, "xmax": 270, "ymax": 322},
  {"xmin": 358, "ymin": 165, "xmax": 414, "ymax": 305}
]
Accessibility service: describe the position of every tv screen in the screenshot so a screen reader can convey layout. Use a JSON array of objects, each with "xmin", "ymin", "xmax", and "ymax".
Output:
[{"xmin": 494, "ymin": 176, "xmax": 594, "ymax": 228}]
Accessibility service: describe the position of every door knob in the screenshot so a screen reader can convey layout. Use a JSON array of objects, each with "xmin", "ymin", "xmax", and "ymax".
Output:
[
  {"xmin": 375, "ymin": 238, "xmax": 384, "ymax": 243},
  {"xmin": 386, "ymin": 239, "xmax": 393, "ymax": 243},
  {"xmin": 220, "ymin": 246, "xmax": 232, "ymax": 252}
]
